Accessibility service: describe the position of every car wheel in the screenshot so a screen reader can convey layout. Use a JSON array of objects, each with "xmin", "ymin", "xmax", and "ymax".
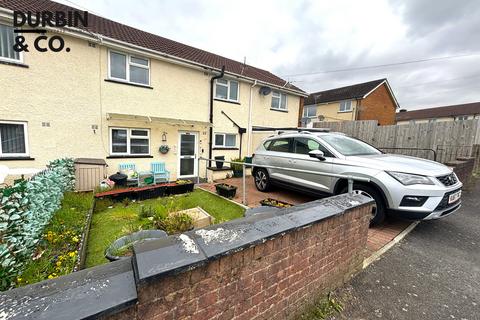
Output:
[
  {"xmin": 341, "ymin": 184, "xmax": 386, "ymax": 226},
  {"xmin": 254, "ymin": 168, "xmax": 271, "ymax": 192}
]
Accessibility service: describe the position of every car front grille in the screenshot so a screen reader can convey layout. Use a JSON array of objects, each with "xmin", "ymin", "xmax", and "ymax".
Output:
[
  {"xmin": 435, "ymin": 188, "xmax": 461, "ymax": 211},
  {"xmin": 437, "ymin": 173, "xmax": 458, "ymax": 186}
]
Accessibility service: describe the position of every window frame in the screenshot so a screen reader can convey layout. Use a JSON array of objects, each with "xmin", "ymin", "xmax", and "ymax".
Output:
[
  {"xmin": 271, "ymin": 91, "xmax": 288, "ymax": 111},
  {"xmin": 339, "ymin": 100, "xmax": 353, "ymax": 113},
  {"xmin": 109, "ymin": 127, "xmax": 151, "ymax": 156},
  {"xmin": 455, "ymin": 115, "xmax": 469, "ymax": 121},
  {"xmin": 214, "ymin": 79, "xmax": 240, "ymax": 103},
  {"xmin": 108, "ymin": 49, "xmax": 151, "ymax": 86},
  {"xmin": 0, "ymin": 120, "xmax": 29, "ymax": 157},
  {"xmin": 0, "ymin": 23, "xmax": 23, "ymax": 64},
  {"xmin": 214, "ymin": 133, "xmax": 237, "ymax": 148},
  {"xmin": 303, "ymin": 105, "xmax": 317, "ymax": 118}
]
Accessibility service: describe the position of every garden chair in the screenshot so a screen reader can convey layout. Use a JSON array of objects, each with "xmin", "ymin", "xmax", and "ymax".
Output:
[
  {"xmin": 150, "ymin": 162, "xmax": 170, "ymax": 184},
  {"xmin": 118, "ymin": 163, "xmax": 139, "ymax": 187}
]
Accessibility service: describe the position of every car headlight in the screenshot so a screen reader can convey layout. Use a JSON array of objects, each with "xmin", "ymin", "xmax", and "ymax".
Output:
[{"xmin": 387, "ymin": 171, "xmax": 435, "ymax": 185}]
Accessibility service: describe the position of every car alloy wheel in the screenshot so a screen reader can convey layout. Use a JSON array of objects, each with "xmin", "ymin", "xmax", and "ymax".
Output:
[
  {"xmin": 255, "ymin": 170, "xmax": 267, "ymax": 190},
  {"xmin": 352, "ymin": 189, "xmax": 377, "ymax": 218}
]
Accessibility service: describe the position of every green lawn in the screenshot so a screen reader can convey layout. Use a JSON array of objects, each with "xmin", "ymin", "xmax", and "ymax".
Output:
[
  {"xmin": 85, "ymin": 189, "xmax": 245, "ymax": 267},
  {"xmin": 17, "ymin": 192, "xmax": 93, "ymax": 287}
]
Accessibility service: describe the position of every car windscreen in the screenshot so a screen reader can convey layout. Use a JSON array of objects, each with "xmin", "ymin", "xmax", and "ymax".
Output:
[{"xmin": 320, "ymin": 135, "xmax": 381, "ymax": 156}]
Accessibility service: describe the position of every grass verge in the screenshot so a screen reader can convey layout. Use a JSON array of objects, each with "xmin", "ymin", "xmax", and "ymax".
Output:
[
  {"xmin": 16, "ymin": 192, "xmax": 93, "ymax": 287},
  {"xmin": 85, "ymin": 189, "xmax": 245, "ymax": 268}
]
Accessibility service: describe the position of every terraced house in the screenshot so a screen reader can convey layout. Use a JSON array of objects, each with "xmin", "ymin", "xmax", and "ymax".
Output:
[{"xmin": 0, "ymin": 0, "xmax": 306, "ymax": 182}]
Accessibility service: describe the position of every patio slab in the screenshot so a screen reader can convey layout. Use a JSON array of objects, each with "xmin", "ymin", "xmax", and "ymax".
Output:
[{"xmin": 199, "ymin": 177, "xmax": 415, "ymax": 259}]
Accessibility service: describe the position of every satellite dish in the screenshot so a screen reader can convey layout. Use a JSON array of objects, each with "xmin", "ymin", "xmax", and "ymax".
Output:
[
  {"xmin": 259, "ymin": 86, "xmax": 272, "ymax": 95},
  {"xmin": 317, "ymin": 115, "xmax": 325, "ymax": 121}
]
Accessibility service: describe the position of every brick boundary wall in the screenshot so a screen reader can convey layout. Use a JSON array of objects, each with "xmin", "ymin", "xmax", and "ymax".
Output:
[
  {"xmin": 107, "ymin": 197, "xmax": 372, "ymax": 320},
  {"xmin": 446, "ymin": 157, "xmax": 475, "ymax": 187},
  {"xmin": 0, "ymin": 194, "xmax": 372, "ymax": 320}
]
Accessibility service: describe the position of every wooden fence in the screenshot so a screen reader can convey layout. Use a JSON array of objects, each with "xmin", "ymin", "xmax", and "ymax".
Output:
[{"xmin": 313, "ymin": 119, "xmax": 480, "ymax": 163}]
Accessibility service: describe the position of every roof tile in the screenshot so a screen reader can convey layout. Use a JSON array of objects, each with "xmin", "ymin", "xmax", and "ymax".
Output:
[
  {"xmin": 0, "ymin": 0, "xmax": 304, "ymax": 93},
  {"xmin": 305, "ymin": 78, "xmax": 386, "ymax": 105}
]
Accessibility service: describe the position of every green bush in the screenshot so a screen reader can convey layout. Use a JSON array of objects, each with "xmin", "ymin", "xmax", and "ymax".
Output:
[
  {"xmin": 154, "ymin": 213, "xmax": 194, "ymax": 235},
  {"xmin": 0, "ymin": 158, "xmax": 75, "ymax": 290}
]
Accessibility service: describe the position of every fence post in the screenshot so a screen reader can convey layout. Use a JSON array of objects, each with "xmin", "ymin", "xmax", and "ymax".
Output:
[
  {"xmin": 242, "ymin": 163, "xmax": 247, "ymax": 205},
  {"xmin": 348, "ymin": 178, "xmax": 354, "ymax": 194},
  {"xmin": 197, "ymin": 157, "xmax": 201, "ymax": 184}
]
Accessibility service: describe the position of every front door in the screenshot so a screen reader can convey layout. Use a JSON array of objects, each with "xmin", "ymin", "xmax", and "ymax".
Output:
[{"xmin": 178, "ymin": 132, "xmax": 198, "ymax": 178}]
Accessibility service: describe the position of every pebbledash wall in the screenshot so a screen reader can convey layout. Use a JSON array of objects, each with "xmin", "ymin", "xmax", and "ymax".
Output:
[
  {"xmin": 0, "ymin": 193, "xmax": 372, "ymax": 320},
  {"xmin": 0, "ymin": 28, "xmax": 302, "ymax": 182}
]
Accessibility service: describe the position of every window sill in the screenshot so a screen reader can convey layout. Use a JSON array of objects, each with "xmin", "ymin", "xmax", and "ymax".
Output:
[
  {"xmin": 338, "ymin": 110, "xmax": 353, "ymax": 113},
  {"xmin": 106, "ymin": 155, "xmax": 153, "ymax": 159},
  {"xmin": 270, "ymin": 108, "xmax": 288, "ymax": 113},
  {"xmin": 104, "ymin": 79, "xmax": 153, "ymax": 89},
  {"xmin": 213, "ymin": 147, "xmax": 239, "ymax": 150},
  {"xmin": 214, "ymin": 98, "xmax": 241, "ymax": 105},
  {"xmin": 0, "ymin": 156, "xmax": 35, "ymax": 161},
  {"xmin": 0, "ymin": 60, "xmax": 29, "ymax": 68}
]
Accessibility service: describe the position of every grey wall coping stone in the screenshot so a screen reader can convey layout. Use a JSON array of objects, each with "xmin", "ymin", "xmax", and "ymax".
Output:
[{"xmin": 0, "ymin": 258, "xmax": 137, "ymax": 320}]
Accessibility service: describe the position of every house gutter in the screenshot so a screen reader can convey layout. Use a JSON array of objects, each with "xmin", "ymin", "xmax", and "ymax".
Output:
[
  {"xmin": 209, "ymin": 66, "xmax": 225, "ymax": 167},
  {"xmin": 247, "ymin": 80, "xmax": 258, "ymax": 156}
]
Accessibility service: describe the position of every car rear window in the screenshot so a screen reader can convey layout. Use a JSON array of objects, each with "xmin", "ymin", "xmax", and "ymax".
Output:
[{"xmin": 266, "ymin": 138, "xmax": 292, "ymax": 153}]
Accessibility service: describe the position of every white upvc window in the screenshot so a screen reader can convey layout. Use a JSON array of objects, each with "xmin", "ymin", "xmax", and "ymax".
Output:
[
  {"xmin": 214, "ymin": 133, "xmax": 236, "ymax": 148},
  {"xmin": 303, "ymin": 105, "xmax": 317, "ymax": 118},
  {"xmin": 455, "ymin": 115, "xmax": 469, "ymax": 121},
  {"xmin": 110, "ymin": 127, "xmax": 150, "ymax": 155},
  {"xmin": 108, "ymin": 50, "xmax": 150, "ymax": 86},
  {"xmin": 271, "ymin": 91, "xmax": 288, "ymax": 110},
  {"xmin": 0, "ymin": 23, "xmax": 22, "ymax": 63},
  {"xmin": 0, "ymin": 121, "xmax": 29, "ymax": 157},
  {"xmin": 339, "ymin": 100, "xmax": 353, "ymax": 112},
  {"xmin": 215, "ymin": 79, "xmax": 239, "ymax": 102}
]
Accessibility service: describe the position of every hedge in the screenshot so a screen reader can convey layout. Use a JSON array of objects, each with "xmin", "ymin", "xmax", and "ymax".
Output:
[{"xmin": 0, "ymin": 158, "xmax": 75, "ymax": 290}]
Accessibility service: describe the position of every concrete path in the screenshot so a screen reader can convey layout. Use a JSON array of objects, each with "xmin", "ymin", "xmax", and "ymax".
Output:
[{"xmin": 336, "ymin": 180, "xmax": 480, "ymax": 320}]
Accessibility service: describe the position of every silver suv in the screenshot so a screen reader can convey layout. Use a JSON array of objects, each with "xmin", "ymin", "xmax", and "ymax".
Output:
[{"xmin": 252, "ymin": 131, "xmax": 462, "ymax": 225}]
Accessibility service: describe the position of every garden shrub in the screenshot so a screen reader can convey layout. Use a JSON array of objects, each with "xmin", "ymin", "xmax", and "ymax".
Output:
[
  {"xmin": 154, "ymin": 213, "xmax": 194, "ymax": 235},
  {"xmin": 0, "ymin": 158, "xmax": 75, "ymax": 290}
]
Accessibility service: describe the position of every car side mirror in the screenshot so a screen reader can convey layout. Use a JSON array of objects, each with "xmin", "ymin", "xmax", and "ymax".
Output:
[{"xmin": 309, "ymin": 150, "xmax": 326, "ymax": 161}]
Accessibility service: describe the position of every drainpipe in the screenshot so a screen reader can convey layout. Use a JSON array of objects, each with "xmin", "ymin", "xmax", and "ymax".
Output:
[
  {"xmin": 209, "ymin": 66, "xmax": 225, "ymax": 167},
  {"xmin": 247, "ymin": 80, "xmax": 258, "ymax": 156}
]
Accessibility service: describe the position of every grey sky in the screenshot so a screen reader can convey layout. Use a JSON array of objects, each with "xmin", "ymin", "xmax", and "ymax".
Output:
[{"xmin": 58, "ymin": 0, "xmax": 480, "ymax": 110}]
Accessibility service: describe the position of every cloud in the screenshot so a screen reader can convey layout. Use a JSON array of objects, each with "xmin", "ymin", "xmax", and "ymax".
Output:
[{"xmin": 57, "ymin": 0, "xmax": 480, "ymax": 110}]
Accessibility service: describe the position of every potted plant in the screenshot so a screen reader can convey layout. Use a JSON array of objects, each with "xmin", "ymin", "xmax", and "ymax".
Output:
[
  {"xmin": 260, "ymin": 198, "xmax": 293, "ymax": 208},
  {"xmin": 215, "ymin": 183, "xmax": 237, "ymax": 199},
  {"xmin": 214, "ymin": 156, "xmax": 225, "ymax": 169},
  {"xmin": 230, "ymin": 157, "xmax": 245, "ymax": 177}
]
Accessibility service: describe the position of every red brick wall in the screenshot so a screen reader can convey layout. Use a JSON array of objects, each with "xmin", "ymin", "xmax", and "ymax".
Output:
[
  {"xmin": 105, "ymin": 204, "xmax": 371, "ymax": 320},
  {"xmin": 358, "ymin": 84, "xmax": 396, "ymax": 125}
]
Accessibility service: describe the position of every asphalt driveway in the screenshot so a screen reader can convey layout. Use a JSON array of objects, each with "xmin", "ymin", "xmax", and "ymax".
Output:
[{"xmin": 336, "ymin": 179, "xmax": 480, "ymax": 320}]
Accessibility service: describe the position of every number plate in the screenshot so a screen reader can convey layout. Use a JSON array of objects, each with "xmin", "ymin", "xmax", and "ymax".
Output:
[{"xmin": 448, "ymin": 190, "xmax": 461, "ymax": 204}]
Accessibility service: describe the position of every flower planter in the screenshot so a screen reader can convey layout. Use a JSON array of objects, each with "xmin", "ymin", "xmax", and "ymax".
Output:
[
  {"xmin": 260, "ymin": 198, "xmax": 293, "ymax": 208},
  {"xmin": 215, "ymin": 183, "xmax": 237, "ymax": 199},
  {"xmin": 233, "ymin": 169, "xmax": 243, "ymax": 178},
  {"xmin": 214, "ymin": 156, "xmax": 225, "ymax": 169},
  {"xmin": 167, "ymin": 182, "xmax": 194, "ymax": 195},
  {"xmin": 105, "ymin": 230, "xmax": 168, "ymax": 262}
]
